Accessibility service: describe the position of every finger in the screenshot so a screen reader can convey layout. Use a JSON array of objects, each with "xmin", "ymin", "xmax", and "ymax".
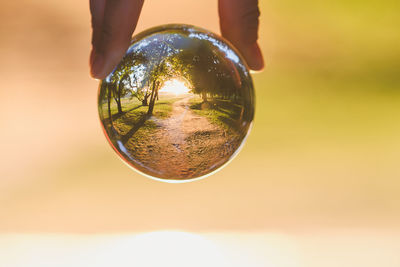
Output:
[
  {"xmin": 90, "ymin": 0, "xmax": 144, "ymax": 79},
  {"xmin": 218, "ymin": 0, "xmax": 264, "ymax": 71},
  {"xmin": 90, "ymin": 0, "xmax": 106, "ymax": 67}
]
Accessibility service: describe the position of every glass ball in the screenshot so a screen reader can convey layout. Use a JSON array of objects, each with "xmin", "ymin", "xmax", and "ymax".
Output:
[{"xmin": 98, "ymin": 24, "xmax": 255, "ymax": 182}]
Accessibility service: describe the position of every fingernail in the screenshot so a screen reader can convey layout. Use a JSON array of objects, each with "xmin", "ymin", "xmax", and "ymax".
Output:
[{"xmin": 90, "ymin": 53, "xmax": 104, "ymax": 79}]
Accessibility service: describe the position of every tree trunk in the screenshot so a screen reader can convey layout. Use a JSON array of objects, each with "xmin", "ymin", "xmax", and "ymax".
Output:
[
  {"xmin": 142, "ymin": 94, "xmax": 148, "ymax": 106},
  {"xmin": 147, "ymin": 81, "xmax": 160, "ymax": 116},
  {"xmin": 147, "ymin": 97, "xmax": 155, "ymax": 115},
  {"xmin": 117, "ymin": 100, "xmax": 123, "ymax": 114},
  {"xmin": 147, "ymin": 80, "xmax": 156, "ymax": 116},
  {"xmin": 114, "ymin": 96, "xmax": 122, "ymax": 114},
  {"xmin": 116, "ymin": 82, "xmax": 123, "ymax": 114},
  {"xmin": 107, "ymin": 87, "xmax": 112, "ymax": 122},
  {"xmin": 201, "ymin": 90, "xmax": 208, "ymax": 102}
]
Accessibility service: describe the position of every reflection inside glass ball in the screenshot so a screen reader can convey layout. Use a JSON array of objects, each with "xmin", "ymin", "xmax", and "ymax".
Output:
[{"xmin": 98, "ymin": 24, "xmax": 255, "ymax": 182}]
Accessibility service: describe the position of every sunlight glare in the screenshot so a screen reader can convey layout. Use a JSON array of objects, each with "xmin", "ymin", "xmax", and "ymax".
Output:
[
  {"xmin": 107, "ymin": 231, "xmax": 226, "ymax": 267},
  {"xmin": 160, "ymin": 79, "xmax": 190, "ymax": 95},
  {"xmin": 0, "ymin": 232, "xmax": 302, "ymax": 267}
]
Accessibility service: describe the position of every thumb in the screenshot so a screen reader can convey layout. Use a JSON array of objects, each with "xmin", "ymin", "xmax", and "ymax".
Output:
[{"xmin": 218, "ymin": 0, "xmax": 264, "ymax": 71}]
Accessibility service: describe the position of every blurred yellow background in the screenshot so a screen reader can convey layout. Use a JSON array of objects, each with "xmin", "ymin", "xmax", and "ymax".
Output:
[{"xmin": 0, "ymin": 0, "xmax": 399, "ymax": 266}]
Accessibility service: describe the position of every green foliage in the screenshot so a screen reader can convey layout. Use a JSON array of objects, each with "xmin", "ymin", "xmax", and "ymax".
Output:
[{"xmin": 189, "ymin": 97, "xmax": 244, "ymax": 133}]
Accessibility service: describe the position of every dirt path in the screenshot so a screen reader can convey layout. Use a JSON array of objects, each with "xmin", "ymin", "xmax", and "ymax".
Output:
[{"xmin": 125, "ymin": 96, "xmax": 240, "ymax": 179}]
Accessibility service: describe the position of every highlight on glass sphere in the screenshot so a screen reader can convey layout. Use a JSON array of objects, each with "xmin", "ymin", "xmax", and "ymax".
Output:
[{"xmin": 98, "ymin": 24, "xmax": 255, "ymax": 182}]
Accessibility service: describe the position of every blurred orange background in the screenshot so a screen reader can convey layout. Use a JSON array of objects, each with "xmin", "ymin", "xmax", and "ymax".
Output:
[{"xmin": 0, "ymin": 0, "xmax": 399, "ymax": 266}]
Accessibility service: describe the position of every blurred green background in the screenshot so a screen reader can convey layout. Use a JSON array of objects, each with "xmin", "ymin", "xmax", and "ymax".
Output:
[{"xmin": 0, "ymin": 0, "xmax": 399, "ymax": 233}]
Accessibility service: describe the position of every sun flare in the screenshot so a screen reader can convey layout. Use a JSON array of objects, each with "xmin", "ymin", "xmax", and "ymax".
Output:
[{"xmin": 160, "ymin": 79, "xmax": 190, "ymax": 95}]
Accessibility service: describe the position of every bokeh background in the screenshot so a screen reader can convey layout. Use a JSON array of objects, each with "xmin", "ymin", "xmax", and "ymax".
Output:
[{"xmin": 1, "ymin": 0, "xmax": 399, "ymax": 266}]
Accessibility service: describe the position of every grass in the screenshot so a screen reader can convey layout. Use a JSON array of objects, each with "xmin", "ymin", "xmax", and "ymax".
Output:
[
  {"xmin": 98, "ymin": 97, "xmax": 142, "ymax": 121},
  {"xmin": 151, "ymin": 97, "xmax": 181, "ymax": 119},
  {"xmin": 189, "ymin": 96, "xmax": 245, "ymax": 133},
  {"xmin": 114, "ymin": 107, "xmax": 155, "ymax": 135},
  {"xmin": 120, "ymin": 116, "xmax": 156, "ymax": 147},
  {"xmin": 100, "ymin": 95, "xmax": 183, "ymax": 144},
  {"xmin": 99, "ymin": 95, "xmax": 181, "ymax": 121}
]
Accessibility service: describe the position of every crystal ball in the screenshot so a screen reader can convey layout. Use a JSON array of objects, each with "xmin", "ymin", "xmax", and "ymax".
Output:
[{"xmin": 98, "ymin": 24, "xmax": 255, "ymax": 182}]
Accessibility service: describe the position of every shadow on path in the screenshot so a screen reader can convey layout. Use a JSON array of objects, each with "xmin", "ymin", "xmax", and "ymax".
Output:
[
  {"xmin": 112, "ymin": 105, "xmax": 143, "ymax": 120},
  {"xmin": 120, "ymin": 114, "xmax": 149, "ymax": 144},
  {"xmin": 103, "ymin": 104, "xmax": 143, "ymax": 125}
]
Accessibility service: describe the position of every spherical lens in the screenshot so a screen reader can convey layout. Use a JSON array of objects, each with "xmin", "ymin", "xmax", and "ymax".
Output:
[{"xmin": 98, "ymin": 24, "xmax": 255, "ymax": 182}]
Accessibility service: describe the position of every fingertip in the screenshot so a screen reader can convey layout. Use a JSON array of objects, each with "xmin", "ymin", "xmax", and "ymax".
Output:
[
  {"xmin": 248, "ymin": 42, "xmax": 264, "ymax": 71},
  {"xmin": 241, "ymin": 42, "xmax": 264, "ymax": 71},
  {"xmin": 90, "ymin": 0, "xmax": 144, "ymax": 80},
  {"xmin": 90, "ymin": 52, "xmax": 105, "ymax": 79},
  {"xmin": 89, "ymin": 47, "xmax": 96, "ymax": 67},
  {"xmin": 91, "ymin": 46, "xmax": 129, "ymax": 80}
]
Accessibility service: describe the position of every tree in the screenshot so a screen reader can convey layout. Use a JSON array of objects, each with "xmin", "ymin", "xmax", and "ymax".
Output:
[
  {"xmin": 105, "ymin": 53, "xmax": 147, "ymax": 115},
  {"xmin": 183, "ymin": 42, "xmax": 229, "ymax": 102},
  {"xmin": 138, "ymin": 39, "xmax": 187, "ymax": 116}
]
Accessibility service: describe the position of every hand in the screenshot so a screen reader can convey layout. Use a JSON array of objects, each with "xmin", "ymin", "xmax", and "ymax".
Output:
[{"xmin": 90, "ymin": 0, "xmax": 264, "ymax": 79}]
